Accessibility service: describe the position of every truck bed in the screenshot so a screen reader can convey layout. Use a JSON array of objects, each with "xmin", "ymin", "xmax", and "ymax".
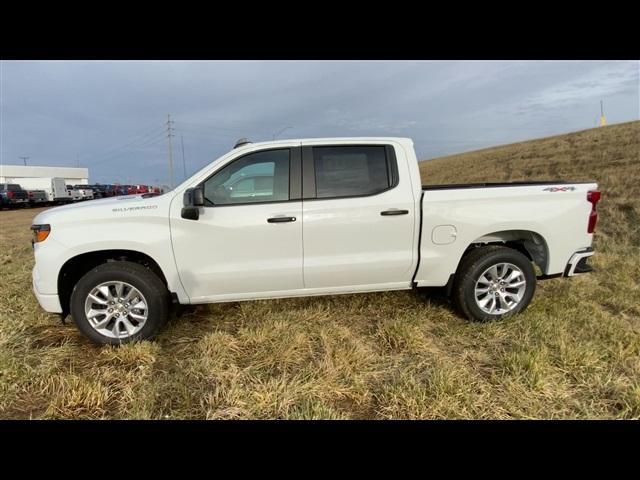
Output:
[
  {"xmin": 415, "ymin": 180, "xmax": 597, "ymax": 287},
  {"xmin": 422, "ymin": 180, "xmax": 595, "ymax": 191}
]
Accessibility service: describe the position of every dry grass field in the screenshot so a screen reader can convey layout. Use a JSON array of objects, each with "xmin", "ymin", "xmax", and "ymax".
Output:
[{"xmin": 1, "ymin": 121, "xmax": 638, "ymax": 419}]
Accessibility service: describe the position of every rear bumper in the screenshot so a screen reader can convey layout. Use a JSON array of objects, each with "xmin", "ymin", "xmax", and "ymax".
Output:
[
  {"xmin": 564, "ymin": 248, "xmax": 594, "ymax": 277},
  {"xmin": 32, "ymin": 267, "xmax": 62, "ymax": 313}
]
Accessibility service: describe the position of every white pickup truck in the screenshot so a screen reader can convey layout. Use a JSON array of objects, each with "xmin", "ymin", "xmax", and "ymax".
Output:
[{"xmin": 31, "ymin": 138, "xmax": 600, "ymax": 345}]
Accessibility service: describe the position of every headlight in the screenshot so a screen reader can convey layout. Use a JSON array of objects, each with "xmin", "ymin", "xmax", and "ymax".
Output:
[{"xmin": 31, "ymin": 224, "xmax": 51, "ymax": 244}]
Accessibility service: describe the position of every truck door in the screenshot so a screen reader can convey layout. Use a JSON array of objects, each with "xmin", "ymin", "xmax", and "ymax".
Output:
[
  {"xmin": 301, "ymin": 143, "xmax": 417, "ymax": 289},
  {"xmin": 170, "ymin": 146, "xmax": 304, "ymax": 302}
]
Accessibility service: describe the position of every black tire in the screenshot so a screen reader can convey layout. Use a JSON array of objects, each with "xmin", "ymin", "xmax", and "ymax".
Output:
[
  {"xmin": 70, "ymin": 261, "xmax": 169, "ymax": 345},
  {"xmin": 452, "ymin": 245, "xmax": 536, "ymax": 322}
]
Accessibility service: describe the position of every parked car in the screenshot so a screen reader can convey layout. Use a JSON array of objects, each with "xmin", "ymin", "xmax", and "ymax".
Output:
[
  {"xmin": 81, "ymin": 185, "xmax": 103, "ymax": 199},
  {"xmin": 27, "ymin": 190, "xmax": 49, "ymax": 207},
  {"xmin": 131, "ymin": 184, "xmax": 150, "ymax": 194},
  {"xmin": 111, "ymin": 185, "xmax": 127, "ymax": 196},
  {"xmin": 73, "ymin": 185, "xmax": 95, "ymax": 201},
  {"xmin": 66, "ymin": 185, "xmax": 82, "ymax": 201},
  {"xmin": 0, "ymin": 183, "xmax": 29, "ymax": 208},
  {"xmin": 101, "ymin": 185, "xmax": 119, "ymax": 197},
  {"xmin": 116, "ymin": 185, "xmax": 134, "ymax": 195},
  {"xmin": 31, "ymin": 137, "xmax": 600, "ymax": 345},
  {"xmin": 18, "ymin": 177, "xmax": 72, "ymax": 204}
]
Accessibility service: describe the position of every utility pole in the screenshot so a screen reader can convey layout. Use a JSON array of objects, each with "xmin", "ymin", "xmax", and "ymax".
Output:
[
  {"xmin": 599, "ymin": 100, "xmax": 607, "ymax": 127},
  {"xmin": 180, "ymin": 134, "xmax": 187, "ymax": 181},
  {"xmin": 166, "ymin": 114, "xmax": 175, "ymax": 188},
  {"xmin": 19, "ymin": 156, "xmax": 29, "ymax": 166}
]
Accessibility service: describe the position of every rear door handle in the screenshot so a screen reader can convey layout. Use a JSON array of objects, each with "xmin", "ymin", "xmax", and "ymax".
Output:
[
  {"xmin": 380, "ymin": 209, "xmax": 409, "ymax": 216},
  {"xmin": 267, "ymin": 216, "xmax": 297, "ymax": 223}
]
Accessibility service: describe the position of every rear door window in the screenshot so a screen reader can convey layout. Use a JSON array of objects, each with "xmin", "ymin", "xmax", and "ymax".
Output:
[{"xmin": 312, "ymin": 146, "xmax": 393, "ymax": 198}]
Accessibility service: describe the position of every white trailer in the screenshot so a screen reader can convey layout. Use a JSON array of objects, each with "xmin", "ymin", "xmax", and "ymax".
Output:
[
  {"xmin": 16, "ymin": 177, "xmax": 73, "ymax": 203},
  {"xmin": 0, "ymin": 165, "xmax": 89, "ymax": 185}
]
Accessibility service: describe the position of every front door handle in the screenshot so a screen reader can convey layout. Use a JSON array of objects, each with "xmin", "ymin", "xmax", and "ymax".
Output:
[
  {"xmin": 380, "ymin": 209, "xmax": 409, "ymax": 216},
  {"xmin": 267, "ymin": 216, "xmax": 297, "ymax": 223}
]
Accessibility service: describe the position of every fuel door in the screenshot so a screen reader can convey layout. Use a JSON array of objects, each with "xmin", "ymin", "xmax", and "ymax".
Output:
[{"xmin": 432, "ymin": 225, "xmax": 457, "ymax": 245}]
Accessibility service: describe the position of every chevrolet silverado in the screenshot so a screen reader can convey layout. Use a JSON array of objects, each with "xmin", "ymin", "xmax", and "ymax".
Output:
[{"xmin": 31, "ymin": 138, "xmax": 600, "ymax": 345}]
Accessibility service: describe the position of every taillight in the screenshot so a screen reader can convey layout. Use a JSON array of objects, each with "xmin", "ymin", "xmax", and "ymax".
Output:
[
  {"xmin": 7, "ymin": 191, "xmax": 14, "ymax": 199},
  {"xmin": 587, "ymin": 190, "xmax": 601, "ymax": 233},
  {"xmin": 31, "ymin": 224, "xmax": 51, "ymax": 243},
  {"xmin": 28, "ymin": 191, "xmax": 33, "ymax": 198}
]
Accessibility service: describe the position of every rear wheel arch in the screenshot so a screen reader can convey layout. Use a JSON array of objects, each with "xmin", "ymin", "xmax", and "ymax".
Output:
[
  {"xmin": 463, "ymin": 229, "xmax": 549, "ymax": 273},
  {"xmin": 58, "ymin": 250, "xmax": 169, "ymax": 315}
]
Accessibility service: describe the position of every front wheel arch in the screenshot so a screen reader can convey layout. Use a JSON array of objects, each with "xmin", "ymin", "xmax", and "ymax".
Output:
[
  {"xmin": 70, "ymin": 261, "xmax": 170, "ymax": 344},
  {"xmin": 58, "ymin": 250, "xmax": 169, "ymax": 316}
]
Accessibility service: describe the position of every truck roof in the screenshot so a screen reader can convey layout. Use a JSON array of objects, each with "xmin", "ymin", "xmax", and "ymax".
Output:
[{"xmin": 233, "ymin": 137, "xmax": 414, "ymax": 150}]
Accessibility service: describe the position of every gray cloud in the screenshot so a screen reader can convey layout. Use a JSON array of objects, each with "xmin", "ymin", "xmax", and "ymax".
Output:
[{"xmin": 1, "ymin": 60, "xmax": 638, "ymax": 185}]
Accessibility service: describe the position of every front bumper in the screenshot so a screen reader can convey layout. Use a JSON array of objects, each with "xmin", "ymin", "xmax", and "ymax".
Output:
[
  {"xmin": 564, "ymin": 248, "xmax": 594, "ymax": 277},
  {"xmin": 32, "ymin": 266, "xmax": 62, "ymax": 313}
]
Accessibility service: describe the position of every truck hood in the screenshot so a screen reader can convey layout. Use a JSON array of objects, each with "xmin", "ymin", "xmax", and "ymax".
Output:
[{"xmin": 32, "ymin": 193, "xmax": 175, "ymax": 225}]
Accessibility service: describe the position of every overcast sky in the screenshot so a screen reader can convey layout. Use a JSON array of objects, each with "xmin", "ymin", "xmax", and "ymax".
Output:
[{"xmin": 1, "ymin": 60, "xmax": 638, "ymax": 186}]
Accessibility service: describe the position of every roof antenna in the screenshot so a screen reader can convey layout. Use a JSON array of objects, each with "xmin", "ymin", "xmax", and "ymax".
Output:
[{"xmin": 234, "ymin": 138, "xmax": 252, "ymax": 149}]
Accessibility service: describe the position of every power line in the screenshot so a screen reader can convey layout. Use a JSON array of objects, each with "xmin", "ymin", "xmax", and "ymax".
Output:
[
  {"xmin": 86, "ymin": 135, "xmax": 167, "ymax": 168},
  {"xmin": 176, "ymin": 120, "xmax": 252, "ymax": 134},
  {"xmin": 85, "ymin": 130, "xmax": 166, "ymax": 166},
  {"xmin": 176, "ymin": 117, "xmax": 274, "ymax": 132},
  {"xmin": 273, "ymin": 126, "xmax": 292, "ymax": 140},
  {"xmin": 174, "ymin": 120, "xmax": 271, "ymax": 138},
  {"xmin": 81, "ymin": 121, "xmax": 165, "ymax": 162},
  {"xmin": 84, "ymin": 129, "xmax": 166, "ymax": 166}
]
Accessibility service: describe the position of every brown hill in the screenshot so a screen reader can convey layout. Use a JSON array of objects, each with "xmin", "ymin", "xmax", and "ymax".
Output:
[{"xmin": 420, "ymin": 121, "xmax": 640, "ymax": 246}]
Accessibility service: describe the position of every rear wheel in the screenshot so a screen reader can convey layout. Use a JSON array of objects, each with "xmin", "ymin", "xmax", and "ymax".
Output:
[
  {"xmin": 70, "ymin": 261, "xmax": 169, "ymax": 345},
  {"xmin": 453, "ymin": 246, "xmax": 536, "ymax": 322}
]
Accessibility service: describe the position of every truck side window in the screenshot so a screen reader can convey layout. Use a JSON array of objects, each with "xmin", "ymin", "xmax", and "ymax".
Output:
[
  {"xmin": 203, "ymin": 149, "xmax": 290, "ymax": 206},
  {"xmin": 313, "ymin": 146, "xmax": 391, "ymax": 198}
]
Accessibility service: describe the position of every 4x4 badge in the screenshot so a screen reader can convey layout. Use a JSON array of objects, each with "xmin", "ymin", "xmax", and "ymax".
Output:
[{"xmin": 543, "ymin": 186, "xmax": 576, "ymax": 192}]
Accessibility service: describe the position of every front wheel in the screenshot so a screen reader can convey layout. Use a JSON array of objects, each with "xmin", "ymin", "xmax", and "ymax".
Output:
[
  {"xmin": 452, "ymin": 246, "xmax": 536, "ymax": 322},
  {"xmin": 70, "ymin": 261, "xmax": 169, "ymax": 345}
]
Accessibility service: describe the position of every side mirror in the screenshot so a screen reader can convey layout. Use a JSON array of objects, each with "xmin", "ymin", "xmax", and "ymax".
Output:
[
  {"xmin": 181, "ymin": 206, "xmax": 199, "ymax": 220},
  {"xmin": 181, "ymin": 187, "xmax": 204, "ymax": 220},
  {"xmin": 183, "ymin": 187, "xmax": 204, "ymax": 207}
]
